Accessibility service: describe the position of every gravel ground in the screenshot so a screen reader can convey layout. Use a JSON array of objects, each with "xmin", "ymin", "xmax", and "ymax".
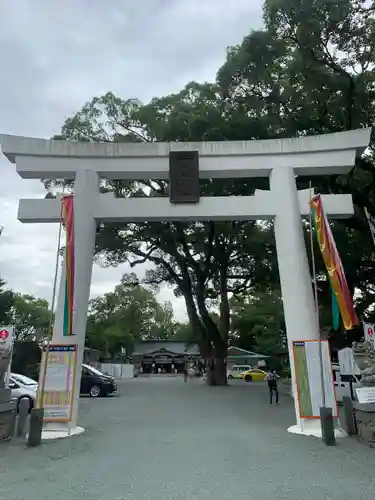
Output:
[{"xmin": 0, "ymin": 377, "xmax": 374, "ymax": 500}]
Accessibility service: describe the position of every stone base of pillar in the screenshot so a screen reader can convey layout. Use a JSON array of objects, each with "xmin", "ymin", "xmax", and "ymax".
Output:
[
  {"xmin": 37, "ymin": 422, "xmax": 85, "ymax": 440},
  {"xmin": 287, "ymin": 419, "xmax": 347, "ymax": 439}
]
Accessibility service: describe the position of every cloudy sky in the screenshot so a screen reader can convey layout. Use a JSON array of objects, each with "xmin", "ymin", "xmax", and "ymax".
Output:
[{"xmin": 0, "ymin": 0, "xmax": 263, "ymax": 321}]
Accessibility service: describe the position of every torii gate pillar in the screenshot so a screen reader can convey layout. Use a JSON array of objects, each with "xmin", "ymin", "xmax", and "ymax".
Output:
[{"xmin": 270, "ymin": 167, "xmax": 321, "ymax": 434}]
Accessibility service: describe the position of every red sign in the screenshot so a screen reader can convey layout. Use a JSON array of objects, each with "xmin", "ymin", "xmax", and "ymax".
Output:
[
  {"xmin": 0, "ymin": 329, "xmax": 9, "ymax": 340},
  {"xmin": 364, "ymin": 323, "xmax": 375, "ymax": 345}
]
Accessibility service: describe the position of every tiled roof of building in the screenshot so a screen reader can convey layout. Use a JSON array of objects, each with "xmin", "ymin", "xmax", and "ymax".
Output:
[
  {"xmin": 228, "ymin": 346, "xmax": 268, "ymax": 358},
  {"xmin": 133, "ymin": 340, "xmax": 200, "ymax": 356}
]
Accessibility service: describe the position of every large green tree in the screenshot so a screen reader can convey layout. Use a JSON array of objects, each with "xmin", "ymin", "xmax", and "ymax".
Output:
[
  {"xmin": 51, "ymin": 87, "xmax": 278, "ymax": 385},
  {"xmin": 218, "ymin": 0, "xmax": 375, "ymax": 328},
  {"xmin": 0, "ymin": 278, "xmax": 13, "ymax": 325},
  {"xmin": 48, "ymin": 0, "xmax": 375, "ymax": 382},
  {"xmin": 6, "ymin": 293, "xmax": 53, "ymax": 340}
]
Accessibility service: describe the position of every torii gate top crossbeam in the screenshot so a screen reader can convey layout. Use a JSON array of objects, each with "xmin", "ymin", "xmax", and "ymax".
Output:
[{"xmin": 0, "ymin": 128, "xmax": 371, "ymax": 180}]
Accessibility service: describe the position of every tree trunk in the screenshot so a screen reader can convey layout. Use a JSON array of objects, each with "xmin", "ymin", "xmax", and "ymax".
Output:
[{"xmin": 206, "ymin": 356, "xmax": 227, "ymax": 386}]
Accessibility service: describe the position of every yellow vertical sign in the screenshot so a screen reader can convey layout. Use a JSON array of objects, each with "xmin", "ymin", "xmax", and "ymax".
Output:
[{"xmin": 37, "ymin": 344, "xmax": 77, "ymax": 422}]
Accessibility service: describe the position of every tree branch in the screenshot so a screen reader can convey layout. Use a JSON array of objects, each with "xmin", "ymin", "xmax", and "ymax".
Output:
[
  {"xmin": 204, "ymin": 223, "xmax": 216, "ymax": 274},
  {"xmin": 174, "ymin": 224, "xmax": 202, "ymax": 273},
  {"xmin": 117, "ymin": 120, "xmax": 150, "ymax": 143},
  {"xmin": 127, "ymin": 246, "xmax": 158, "ymax": 266},
  {"xmin": 128, "ymin": 247, "xmax": 183, "ymax": 287}
]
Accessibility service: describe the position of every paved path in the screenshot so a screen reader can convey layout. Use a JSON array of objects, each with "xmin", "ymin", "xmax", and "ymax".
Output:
[{"xmin": 1, "ymin": 377, "xmax": 374, "ymax": 500}]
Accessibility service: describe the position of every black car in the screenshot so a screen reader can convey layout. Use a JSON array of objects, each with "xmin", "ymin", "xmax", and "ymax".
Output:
[{"xmin": 80, "ymin": 364, "xmax": 117, "ymax": 397}]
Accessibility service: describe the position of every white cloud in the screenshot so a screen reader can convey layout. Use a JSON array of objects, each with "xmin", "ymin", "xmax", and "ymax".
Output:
[{"xmin": 0, "ymin": 0, "xmax": 263, "ymax": 321}]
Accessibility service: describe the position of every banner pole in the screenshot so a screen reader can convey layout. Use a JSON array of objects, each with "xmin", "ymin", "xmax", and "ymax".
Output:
[
  {"xmin": 309, "ymin": 184, "xmax": 326, "ymax": 405},
  {"xmin": 38, "ymin": 194, "xmax": 64, "ymax": 410},
  {"xmin": 310, "ymin": 185, "xmax": 336, "ymax": 445}
]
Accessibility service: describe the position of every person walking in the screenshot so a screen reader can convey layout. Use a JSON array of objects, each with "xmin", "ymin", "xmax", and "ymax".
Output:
[
  {"xmin": 183, "ymin": 361, "xmax": 188, "ymax": 383},
  {"xmin": 267, "ymin": 369, "xmax": 280, "ymax": 404}
]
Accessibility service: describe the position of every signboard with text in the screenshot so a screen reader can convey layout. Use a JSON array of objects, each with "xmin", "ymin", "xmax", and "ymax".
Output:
[
  {"xmin": 356, "ymin": 387, "xmax": 375, "ymax": 404},
  {"xmin": 363, "ymin": 322, "xmax": 375, "ymax": 350},
  {"xmin": 292, "ymin": 340, "xmax": 337, "ymax": 419},
  {"xmin": 169, "ymin": 150, "xmax": 200, "ymax": 204},
  {"xmin": 0, "ymin": 326, "xmax": 14, "ymax": 387},
  {"xmin": 37, "ymin": 344, "xmax": 77, "ymax": 422},
  {"xmin": 338, "ymin": 347, "xmax": 361, "ymax": 376}
]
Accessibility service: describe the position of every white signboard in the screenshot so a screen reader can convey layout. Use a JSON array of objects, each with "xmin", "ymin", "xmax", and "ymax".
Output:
[
  {"xmin": 37, "ymin": 344, "xmax": 77, "ymax": 422},
  {"xmin": 338, "ymin": 347, "xmax": 361, "ymax": 376},
  {"xmin": 363, "ymin": 322, "xmax": 375, "ymax": 349},
  {"xmin": 0, "ymin": 326, "xmax": 14, "ymax": 352},
  {"xmin": 0, "ymin": 326, "xmax": 14, "ymax": 386},
  {"xmin": 356, "ymin": 387, "xmax": 375, "ymax": 404},
  {"xmin": 292, "ymin": 340, "xmax": 337, "ymax": 418}
]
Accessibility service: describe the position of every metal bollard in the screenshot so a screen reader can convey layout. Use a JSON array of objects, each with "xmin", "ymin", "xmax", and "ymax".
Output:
[
  {"xmin": 27, "ymin": 408, "xmax": 44, "ymax": 447},
  {"xmin": 17, "ymin": 398, "xmax": 30, "ymax": 437},
  {"xmin": 320, "ymin": 406, "xmax": 336, "ymax": 446},
  {"xmin": 342, "ymin": 396, "xmax": 357, "ymax": 435}
]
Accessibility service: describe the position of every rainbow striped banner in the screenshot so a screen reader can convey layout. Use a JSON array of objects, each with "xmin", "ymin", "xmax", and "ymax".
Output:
[
  {"xmin": 310, "ymin": 194, "xmax": 358, "ymax": 331},
  {"xmin": 61, "ymin": 195, "xmax": 75, "ymax": 336}
]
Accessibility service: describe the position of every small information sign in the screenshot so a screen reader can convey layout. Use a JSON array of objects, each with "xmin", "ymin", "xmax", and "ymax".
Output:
[
  {"xmin": 363, "ymin": 322, "xmax": 375, "ymax": 350},
  {"xmin": 292, "ymin": 340, "xmax": 337, "ymax": 418},
  {"xmin": 0, "ymin": 326, "xmax": 14, "ymax": 386},
  {"xmin": 356, "ymin": 387, "xmax": 375, "ymax": 404},
  {"xmin": 37, "ymin": 344, "xmax": 77, "ymax": 422}
]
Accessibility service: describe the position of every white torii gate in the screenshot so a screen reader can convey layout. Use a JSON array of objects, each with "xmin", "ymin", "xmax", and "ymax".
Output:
[{"xmin": 0, "ymin": 128, "xmax": 371, "ymax": 440}]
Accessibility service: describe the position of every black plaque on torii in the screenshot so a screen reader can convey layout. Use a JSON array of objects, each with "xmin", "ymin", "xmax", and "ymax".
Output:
[{"xmin": 169, "ymin": 150, "xmax": 200, "ymax": 204}]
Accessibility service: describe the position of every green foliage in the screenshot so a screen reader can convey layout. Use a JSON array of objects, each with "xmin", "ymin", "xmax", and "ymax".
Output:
[
  {"xmin": 231, "ymin": 289, "xmax": 286, "ymax": 357},
  {"xmin": 11, "ymin": 340, "xmax": 41, "ymax": 380},
  {"xmin": 219, "ymin": 0, "xmax": 375, "ymax": 327},
  {"xmin": 85, "ymin": 273, "xmax": 177, "ymax": 357},
  {"xmin": 0, "ymin": 278, "xmax": 13, "ymax": 324},
  {"xmin": 6, "ymin": 293, "xmax": 53, "ymax": 340},
  {"xmin": 174, "ymin": 322, "xmax": 195, "ymax": 344}
]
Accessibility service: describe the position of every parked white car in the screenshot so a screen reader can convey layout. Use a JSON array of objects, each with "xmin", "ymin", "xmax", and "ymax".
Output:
[
  {"xmin": 9, "ymin": 373, "xmax": 38, "ymax": 411},
  {"xmin": 227, "ymin": 365, "xmax": 252, "ymax": 379}
]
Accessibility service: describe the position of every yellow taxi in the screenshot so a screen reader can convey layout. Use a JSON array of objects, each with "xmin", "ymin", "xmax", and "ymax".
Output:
[{"xmin": 239, "ymin": 368, "xmax": 267, "ymax": 382}]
